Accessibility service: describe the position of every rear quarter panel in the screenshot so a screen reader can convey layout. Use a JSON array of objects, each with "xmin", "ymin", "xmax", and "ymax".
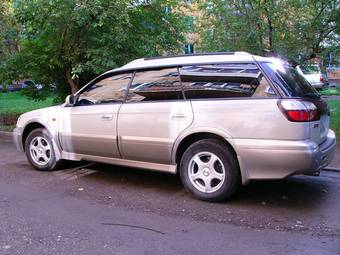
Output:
[{"xmin": 189, "ymin": 98, "xmax": 310, "ymax": 140}]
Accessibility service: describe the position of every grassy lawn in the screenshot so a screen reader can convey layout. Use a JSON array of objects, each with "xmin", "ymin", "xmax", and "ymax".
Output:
[
  {"xmin": 0, "ymin": 91, "xmax": 55, "ymax": 114},
  {"xmin": 320, "ymin": 85, "xmax": 340, "ymax": 96},
  {"xmin": 0, "ymin": 91, "xmax": 56, "ymax": 131},
  {"xmin": 328, "ymin": 100, "xmax": 340, "ymax": 138}
]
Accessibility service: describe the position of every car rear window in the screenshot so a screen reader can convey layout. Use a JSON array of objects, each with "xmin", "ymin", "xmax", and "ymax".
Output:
[
  {"xmin": 180, "ymin": 63, "xmax": 276, "ymax": 99},
  {"xmin": 260, "ymin": 61, "xmax": 319, "ymax": 98}
]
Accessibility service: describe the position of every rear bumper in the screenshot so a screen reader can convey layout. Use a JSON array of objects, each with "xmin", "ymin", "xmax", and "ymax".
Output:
[
  {"xmin": 234, "ymin": 130, "xmax": 336, "ymax": 184},
  {"xmin": 13, "ymin": 127, "xmax": 24, "ymax": 151}
]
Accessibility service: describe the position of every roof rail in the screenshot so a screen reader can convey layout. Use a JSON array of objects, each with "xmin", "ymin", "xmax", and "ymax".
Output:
[{"xmin": 144, "ymin": 52, "xmax": 250, "ymax": 61}]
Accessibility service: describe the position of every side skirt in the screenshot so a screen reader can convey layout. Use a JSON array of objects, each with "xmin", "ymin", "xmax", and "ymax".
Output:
[{"xmin": 61, "ymin": 152, "xmax": 177, "ymax": 174}]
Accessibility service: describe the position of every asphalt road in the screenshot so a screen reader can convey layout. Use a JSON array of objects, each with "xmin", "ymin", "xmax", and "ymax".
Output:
[{"xmin": 0, "ymin": 139, "xmax": 340, "ymax": 255}]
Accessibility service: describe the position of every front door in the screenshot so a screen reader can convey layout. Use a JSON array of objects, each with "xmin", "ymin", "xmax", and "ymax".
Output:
[{"xmin": 59, "ymin": 72, "xmax": 132, "ymax": 158}]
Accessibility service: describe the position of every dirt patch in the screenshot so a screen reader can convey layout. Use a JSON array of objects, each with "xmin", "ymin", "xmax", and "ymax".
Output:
[
  {"xmin": 0, "ymin": 113, "xmax": 20, "ymax": 126},
  {"xmin": 0, "ymin": 113, "xmax": 20, "ymax": 131}
]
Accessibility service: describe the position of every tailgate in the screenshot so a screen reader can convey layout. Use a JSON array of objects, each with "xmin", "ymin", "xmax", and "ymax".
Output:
[{"xmin": 309, "ymin": 99, "xmax": 330, "ymax": 145}]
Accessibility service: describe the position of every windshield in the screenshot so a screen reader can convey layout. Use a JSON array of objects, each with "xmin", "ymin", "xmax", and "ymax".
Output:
[{"xmin": 260, "ymin": 60, "xmax": 319, "ymax": 98}]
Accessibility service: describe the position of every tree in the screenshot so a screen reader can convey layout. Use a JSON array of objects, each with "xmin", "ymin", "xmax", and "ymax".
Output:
[
  {"xmin": 1, "ymin": 0, "xmax": 185, "ymax": 99},
  {"xmin": 0, "ymin": 0, "xmax": 21, "ymax": 85},
  {"xmin": 197, "ymin": 0, "xmax": 339, "ymax": 64},
  {"xmin": 0, "ymin": 0, "xmax": 20, "ymax": 61}
]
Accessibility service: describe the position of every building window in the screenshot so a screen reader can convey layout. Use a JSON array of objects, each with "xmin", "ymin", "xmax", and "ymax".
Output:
[
  {"xmin": 164, "ymin": 6, "xmax": 172, "ymax": 13},
  {"xmin": 184, "ymin": 44, "xmax": 194, "ymax": 54}
]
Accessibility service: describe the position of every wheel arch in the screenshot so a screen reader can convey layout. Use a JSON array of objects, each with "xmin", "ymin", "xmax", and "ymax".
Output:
[
  {"xmin": 22, "ymin": 120, "xmax": 62, "ymax": 161},
  {"xmin": 173, "ymin": 131, "xmax": 239, "ymax": 166},
  {"xmin": 22, "ymin": 122, "xmax": 47, "ymax": 151},
  {"xmin": 172, "ymin": 130, "xmax": 251, "ymax": 185}
]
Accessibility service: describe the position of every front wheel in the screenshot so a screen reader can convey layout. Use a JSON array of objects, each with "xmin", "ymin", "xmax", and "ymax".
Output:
[
  {"xmin": 179, "ymin": 139, "xmax": 240, "ymax": 202},
  {"xmin": 24, "ymin": 128, "xmax": 60, "ymax": 171}
]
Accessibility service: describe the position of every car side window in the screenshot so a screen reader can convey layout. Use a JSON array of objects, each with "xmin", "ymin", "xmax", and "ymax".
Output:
[
  {"xmin": 126, "ymin": 68, "xmax": 183, "ymax": 102},
  {"xmin": 76, "ymin": 73, "xmax": 132, "ymax": 106},
  {"xmin": 180, "ymin": 63, "xmax": 277, "ymax": 99}
]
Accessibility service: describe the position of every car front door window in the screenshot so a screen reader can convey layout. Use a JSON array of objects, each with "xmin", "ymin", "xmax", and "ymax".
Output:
[{"xmin": 77, "ymin": 73, "xmax": 132, "ymax": 105}]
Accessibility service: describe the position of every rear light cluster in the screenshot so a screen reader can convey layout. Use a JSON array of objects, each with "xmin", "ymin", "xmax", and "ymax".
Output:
[
  {"xmin": 320, "ymin": 76, "xmax": 324, "ymax": 82},
  {"xmin": 278, "ymin": 100, "xmax": 320, "ymax": 122}
]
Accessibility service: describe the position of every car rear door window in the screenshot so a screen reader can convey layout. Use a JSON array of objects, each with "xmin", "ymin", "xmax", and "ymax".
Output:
[
  {"xmin": 126, "ymin": 68, "xmax": 183, "ymax": 102},
  {"xmin": 180, "ymin": 63, "xmax": 276, "ymax": 99}
]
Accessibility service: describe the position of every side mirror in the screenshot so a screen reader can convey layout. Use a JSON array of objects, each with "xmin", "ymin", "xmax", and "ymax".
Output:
[{"xmin": 65, "ymin": 94, "xmax": 75, "ymax": 106}]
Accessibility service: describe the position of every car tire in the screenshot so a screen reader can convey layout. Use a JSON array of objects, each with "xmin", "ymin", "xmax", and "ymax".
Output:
[
  {"xmin": 179, "ymin": 139, "xmax": 240, "ymax": 202},
  {"xmin": 24, "ymin": 128, "xmax": 60, "ymax": 171}
]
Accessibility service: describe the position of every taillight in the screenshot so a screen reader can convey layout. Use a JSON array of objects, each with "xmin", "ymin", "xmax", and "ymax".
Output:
[
  {"xmin": 320, "ymin": 76, "xmax": 324, "ymax": 82},
  {"xmin": 278, "ymin": 100, "xmax": 320, "ymax": 122}
]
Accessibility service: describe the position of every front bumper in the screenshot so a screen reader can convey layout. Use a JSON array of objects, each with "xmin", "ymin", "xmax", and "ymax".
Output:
[
  {"xmin": 13, "ymin": 127, "xmax": 24, "ymax": 151},
  {"xmin": 234, "ymin": 130, "xmax": 336, "ymax": 184}
]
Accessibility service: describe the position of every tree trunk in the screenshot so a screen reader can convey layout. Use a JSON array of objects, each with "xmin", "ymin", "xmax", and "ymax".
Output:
[
  {"xmin": 66, "ymin": 67, "xmax": 78, "ymax": 94},
  {"xmin": 267, "ymin": 16, "xmax": 273, "ymax": 51}
]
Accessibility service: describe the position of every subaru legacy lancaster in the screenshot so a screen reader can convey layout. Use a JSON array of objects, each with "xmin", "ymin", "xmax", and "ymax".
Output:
[{"xmin": 13, "ymin": 52, "xmax": 336, "ymax": 201}]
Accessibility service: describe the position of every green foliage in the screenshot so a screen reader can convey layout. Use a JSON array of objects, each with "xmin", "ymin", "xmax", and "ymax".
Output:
[
  {"xmin": 328, "ymin": 99, "xmax": 340, "ymax": 137},
  {"xmin": 0, "ymin": 0, "xmax": 185, "ymax": 99},
  {"xmin": 197, "ymin": 0, "xmax": 339, "ymax": 64},
  {"xmin": 0, "ymin": 0, "xmax": 20, "ymax": 62},
  {"xmin": 320, "ymin": 86, "xmax": 340, "ymax": 96},
  {"xmin": 20, "ymin": 84, "xmax": 51, "ymax": 102}
]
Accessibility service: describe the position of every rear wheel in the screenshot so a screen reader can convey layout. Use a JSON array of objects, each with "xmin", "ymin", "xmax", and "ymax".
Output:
[
  {"xmin": 25, "ymin": 128, "xmax": 60, "ymax": 171},
  {"xmin": 179, "ymin": 139, "xmax": 240, "ymax": 202}
]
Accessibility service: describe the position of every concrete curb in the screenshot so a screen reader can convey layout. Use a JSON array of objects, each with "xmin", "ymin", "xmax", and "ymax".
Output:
[{"xmin": 0, "ymin": 131, "xmax": 13, "ymax": 140}]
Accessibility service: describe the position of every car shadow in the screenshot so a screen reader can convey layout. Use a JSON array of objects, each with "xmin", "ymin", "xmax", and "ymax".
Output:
[
  {"xmin": 55, "ymin": 161, "xmax": 331, "ymax": 210},
  {"xmin": 231, "ymin": 176, "xmax": 329, "ymax": 209}
]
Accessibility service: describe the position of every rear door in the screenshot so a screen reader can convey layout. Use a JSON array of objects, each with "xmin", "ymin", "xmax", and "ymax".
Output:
[
  {"xmin": 118, "ymin": 68, "xmax": 193, "ymax": 164},
  {"xmin": 309, "ymin": 99, "xmax": 330, "ymax": 144}
]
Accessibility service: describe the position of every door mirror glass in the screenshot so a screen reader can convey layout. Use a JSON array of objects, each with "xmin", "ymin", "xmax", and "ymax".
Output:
[{"xmin": 65, "ymin": 94, "xmax": 75, "ymax": 106}]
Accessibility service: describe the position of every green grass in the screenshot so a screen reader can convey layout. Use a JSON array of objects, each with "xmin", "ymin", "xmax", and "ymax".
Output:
[
  {"xmin": 0, "ymin": 91, "xmax": 55, "ymax": 114},
  {"xmin": 320, "ymin": 85, "xmax": 340, "ymax": 96},
  {"xmin": 0, "ymin": 91, "xmax": 56, "ymax": 131},
  {"xmin": 328, "ymin": 100, "xmax": 340, "ymax": 138}
]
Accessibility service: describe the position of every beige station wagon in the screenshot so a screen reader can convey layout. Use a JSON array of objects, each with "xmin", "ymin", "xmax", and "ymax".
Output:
[{"xmin": 13, "ymin": 52, "xmax": 336, "ymax": 201}]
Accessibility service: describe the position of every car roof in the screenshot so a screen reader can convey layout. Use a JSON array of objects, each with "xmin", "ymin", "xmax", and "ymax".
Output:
[
  {"xmin": 76, "ymin": 52, "xmax": 275, "ymax": 96},
  {"xmin": 103, "ymin": 52, "xmax": 270, "ymax": 75}
]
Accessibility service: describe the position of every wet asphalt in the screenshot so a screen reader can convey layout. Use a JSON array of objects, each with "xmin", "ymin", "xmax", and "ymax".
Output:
[{"xmin": 0, "ymin": 139, "xmax": 339, "ymax": 255}]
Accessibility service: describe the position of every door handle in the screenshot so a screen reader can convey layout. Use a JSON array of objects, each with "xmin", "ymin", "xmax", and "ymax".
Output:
[
  {"xmin": 101, "ymin": 115, "xmax": 113, "ymax": 121},
  {"xmin": 171, "ymin": 114, "xmax": 186, "ymax": 120}
]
